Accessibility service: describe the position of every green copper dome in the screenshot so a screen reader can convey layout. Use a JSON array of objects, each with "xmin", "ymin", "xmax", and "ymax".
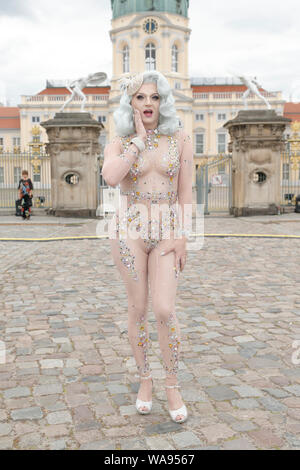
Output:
[{"xmin": 111, "ymin": 0, "xmax": 189, "ymax": 19}]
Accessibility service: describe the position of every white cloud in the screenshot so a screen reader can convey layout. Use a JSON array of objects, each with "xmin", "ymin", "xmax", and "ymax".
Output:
[
  {"xmin": 0, "ymin": 0, "xmax": 112, "ymax": 104},
  {"xmin": 188, "ymin": 0, "xmax": 300, "ymax": 99},
  {"xmin": 0, "ymin": 0, "xmax": 299, "ymax": 105}
]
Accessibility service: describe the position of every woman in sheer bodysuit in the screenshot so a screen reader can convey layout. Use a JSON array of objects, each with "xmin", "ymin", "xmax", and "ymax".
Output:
[{"xmin": 102, "ymin": 71, "xmax": 193, "ymax": 423}]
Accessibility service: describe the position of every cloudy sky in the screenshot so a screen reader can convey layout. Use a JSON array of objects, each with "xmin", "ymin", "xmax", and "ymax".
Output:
[{"xmin": 0, "ymin": 0, "xmax": 299, "ymax": 105}]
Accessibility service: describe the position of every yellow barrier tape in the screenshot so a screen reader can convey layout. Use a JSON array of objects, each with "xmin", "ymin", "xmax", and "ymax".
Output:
[{"xmin": 0, "ymin": 233, "xmax": 299, "ymax": 242}]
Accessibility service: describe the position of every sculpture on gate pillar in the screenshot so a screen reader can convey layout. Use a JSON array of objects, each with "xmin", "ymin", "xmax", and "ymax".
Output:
[
  {"xmin": 59, "ymin": 72, "xmax": 107, "ymax": 113},
  {"xmin": 237, "ymin": 75, "xmax": 272, "ymax": 110}
]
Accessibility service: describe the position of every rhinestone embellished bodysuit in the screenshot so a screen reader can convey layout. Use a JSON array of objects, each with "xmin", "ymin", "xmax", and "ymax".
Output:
[
  {"xmin": 106, "ymin": 128, "xmax": 193, "ymax": 380},
  {"xmin": 112, "ymin": 129, "xmax": 182, "ymax": 275}
]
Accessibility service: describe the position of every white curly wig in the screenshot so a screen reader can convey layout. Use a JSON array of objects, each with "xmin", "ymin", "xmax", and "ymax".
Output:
[{"xmin": 113, "ymin": 71, "xmax": 180, "ymax": 137}]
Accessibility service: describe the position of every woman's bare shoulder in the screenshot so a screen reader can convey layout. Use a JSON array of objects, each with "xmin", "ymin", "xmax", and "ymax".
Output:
[
  {"xmin": 173, "ymin": 129, "xmax": 192, "ymax": 153},
  {"xmin": 174, "ymin": 128, "xmax": 191, "ymax": 141}
]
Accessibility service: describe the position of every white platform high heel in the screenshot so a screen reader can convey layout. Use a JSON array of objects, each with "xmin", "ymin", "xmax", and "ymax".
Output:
[
  {"xmin": 135, "ymin": 374, "xmax": 153, "ymax": 415},
  {"xmin": 165, "ymin": 384, "xmax": 188, "ymax": 423}
]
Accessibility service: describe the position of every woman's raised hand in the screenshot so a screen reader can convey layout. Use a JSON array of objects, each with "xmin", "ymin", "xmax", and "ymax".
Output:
[{"xmin": 133, "ymin": 108, "xmax": 147, "ymax": 144}]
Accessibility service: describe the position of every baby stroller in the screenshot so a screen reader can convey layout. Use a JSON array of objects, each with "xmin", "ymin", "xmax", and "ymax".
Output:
[{"xmin": 15, "ymin": 198, "xmax": 23, "ymax": 217}]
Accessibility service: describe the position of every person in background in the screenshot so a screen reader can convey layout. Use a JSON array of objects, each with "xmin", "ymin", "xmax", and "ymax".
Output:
[{"xmin": 18, "ymin": 170, "xmax": 33, "ymax": 220}]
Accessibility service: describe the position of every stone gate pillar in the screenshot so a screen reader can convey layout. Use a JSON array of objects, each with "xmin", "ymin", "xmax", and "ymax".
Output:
[
  {"xmin": 224, "ymin": 110, "xmax": 291, "ymax": 216},
  {"xmin": 41, "ymin": 112, "xmax": 103, "ymax": 217}
]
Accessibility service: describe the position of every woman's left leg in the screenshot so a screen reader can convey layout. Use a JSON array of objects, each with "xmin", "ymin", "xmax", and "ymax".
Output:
[{"xmin": 147, "ymin": 240, "xmax": 185, "ymax": 421}]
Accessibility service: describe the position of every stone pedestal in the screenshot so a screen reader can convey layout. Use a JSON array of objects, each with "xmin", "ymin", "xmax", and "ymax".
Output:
[
  {"xmin": 224, "ymin": 110, "xmax": 291, "ymax": 217},
  {"xmin": 41, "ymin": 113, "xmax": 103, "ymax": 217}
]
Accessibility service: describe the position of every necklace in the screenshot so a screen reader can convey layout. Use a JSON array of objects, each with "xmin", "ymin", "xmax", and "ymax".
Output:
[{"xmin": 145, "ymin": 128, "xmax": 160, "ymax": 150}]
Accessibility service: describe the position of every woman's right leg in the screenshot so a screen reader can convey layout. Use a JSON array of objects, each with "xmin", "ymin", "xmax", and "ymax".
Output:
[
  {"xmin": 147, "ymin": 236, "xmax": 186, "ymax": 422},
  {"xmin": 110, "ymin": 236, "xmax": 152, "ymax": 410}
]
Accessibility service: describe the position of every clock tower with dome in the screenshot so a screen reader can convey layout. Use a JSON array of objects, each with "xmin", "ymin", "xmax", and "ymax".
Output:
[
  {"xmin": 108, "ymin": 0, "xmax": 193, "ymax": 134},
  {"xmin": 109, "ymin": 0, "xmax": 191, "ymax": 85}
]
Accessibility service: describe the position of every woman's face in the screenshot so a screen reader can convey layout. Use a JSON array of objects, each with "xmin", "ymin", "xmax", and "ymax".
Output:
[{"xmin": 131, "ymin": 82, "xmax": 160, "ymax": 130}]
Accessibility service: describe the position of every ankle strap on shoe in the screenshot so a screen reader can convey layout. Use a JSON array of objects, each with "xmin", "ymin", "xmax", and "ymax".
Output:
[{"xmin": 165, "ymin": 384, "xmax": 181, "ymax": 389}]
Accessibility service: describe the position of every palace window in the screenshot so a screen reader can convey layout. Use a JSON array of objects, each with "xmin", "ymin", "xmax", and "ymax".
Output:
[
  {"xmin": 13, "ymin": 137, "xmax": 21, "ymax": 146},
  {"xmin": 0, "ymin": 167, "xmax": 4, "ymax": 184},
  {"xmin": 32, "ymin": 116, "xmax": 40, "ymax": 123},
  {"xmin": 217, "ymin": 113, "xmax": 227, "ymax": 121},
  {"xmin": 123, "ymin": 45, "xmax": 129, "ymax": 73},
  {"xmin": 145, "ymin": 43, "xmax": 156, "ymax": 70},
  {"xmin": 217, "ymin": 134, "xmax": 226, "ymax": 153},
  {"xmin": 0, "ymin": 138, "xmax": 3, "ymax": 145},
  {"xmin": 171, "ymin": 44, "xmax": 178, "ymax": 72},
  {"xmin": 195, "ymin": 113, "xmax": 204, "ymax": 121},
  {"xmin": 98, "ymin": 115, "xmax": 107, "ymax": 124},
  {"xmin": 195, "ymin": 134, "xmax": 204, "ymax": 154}
]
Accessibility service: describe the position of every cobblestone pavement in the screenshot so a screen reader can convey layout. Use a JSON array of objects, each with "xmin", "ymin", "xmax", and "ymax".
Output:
[{"xmin": 0, "ymin": 213, "xmax": 300, "ymax": 450}]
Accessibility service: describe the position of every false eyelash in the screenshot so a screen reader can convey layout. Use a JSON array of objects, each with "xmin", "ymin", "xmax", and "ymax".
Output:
[{"xmin": 136, "ymin": 95, "xmax": 159, "ymax": 99}]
